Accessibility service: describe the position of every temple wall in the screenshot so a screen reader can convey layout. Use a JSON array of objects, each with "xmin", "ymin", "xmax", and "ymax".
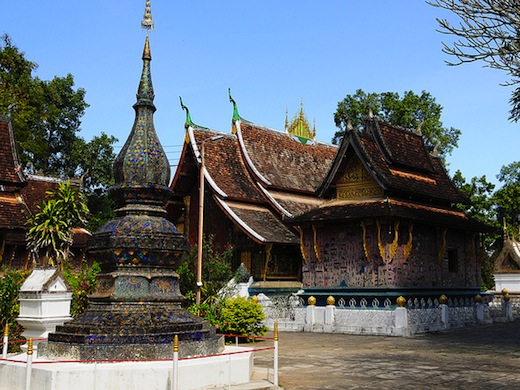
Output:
[{"xmin": 301, "ymin": 219, "xmax": 480, "ymax": 289}]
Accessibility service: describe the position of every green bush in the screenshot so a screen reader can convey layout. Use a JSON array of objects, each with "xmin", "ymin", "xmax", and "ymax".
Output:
[
  {"xmin": 0, "ymin": 267, "xmax": 29, "ymax": 352},
  {"xmin": 177, "ymin": 234, "xmax": 234, "ymax": 306},
  {"xmin": 63, "ymin": 261, "xmax": 100, "ymax": 317},
  {"xmin": 218, "ymin": 297, "xmax": 268, "ymax": 338}
]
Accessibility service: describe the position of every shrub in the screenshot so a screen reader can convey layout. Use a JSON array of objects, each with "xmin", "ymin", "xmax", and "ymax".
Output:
[
  {"xmin": 218, "ymin": 297, "xmax": 268, "ymax": 338},
  {"xmin": 63, "ymin": 261, "xmax": 100, "ymax": 317},
  {"xmin": 177, "ymin": 234, "xmax": 234, "ymax": 306},
  {"xmin": 0, "ymin": 267, "xmax": 29, "ymax": 352}
]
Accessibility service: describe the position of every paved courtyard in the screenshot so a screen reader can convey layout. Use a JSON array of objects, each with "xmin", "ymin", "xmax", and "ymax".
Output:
[{"xmin": 253, "ymin": 320, "xmax": 520, "ymax": 389}]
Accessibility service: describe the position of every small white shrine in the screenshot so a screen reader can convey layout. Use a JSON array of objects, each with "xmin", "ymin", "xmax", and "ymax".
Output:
[
  {"xmin": 17, "ymin": 268, "xmax": 72, "ymax": 352},
  {"xmin": 493, "ymin": 237, "xmax": 520, "ymax": 292}
]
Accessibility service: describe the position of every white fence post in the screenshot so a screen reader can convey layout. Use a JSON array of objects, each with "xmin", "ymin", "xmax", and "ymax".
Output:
[
  {"xmin": 440, "ymin": 294, "xmax": 449, "ymax": 330},
  {"xmin": 2, "ymin": 323, "xmax": 8, "ymax": 359},
  {"xmin": 394, "ymin": 296, "xmax": 409, "ymax": 336},
  {"xmin": 25, "ymin": 338, "xmax": 33, "ymax": 390},
  {"xmin": 171, "ymin": 335, "xmax": 179, "ymax": 390},
  {"xmin": 274, "ymin": 322, "xmax": 279, "ymax": 387}
]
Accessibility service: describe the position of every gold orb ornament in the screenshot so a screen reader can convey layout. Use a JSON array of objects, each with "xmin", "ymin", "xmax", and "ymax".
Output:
[
  {"xmin": 439, "ymin": 294, "xmax": 448, "ymax": 305},
  {"xmin": 474, "ymin": 294, "xmax": 482, "ymax": 303},
  {"xmin": 308, "ymin": 296, "xmax": 316, "ymax": 306},
  {"xmin": 251, "ymin": 295, "xmax": 259, "ymax": 304},
  {"xmin": 396, "ymin": 296, "xmax": 406, "ymax": 308},
  {"xmin": 326, "ymin": 296, "xmax": 335, "ymax": 306}
]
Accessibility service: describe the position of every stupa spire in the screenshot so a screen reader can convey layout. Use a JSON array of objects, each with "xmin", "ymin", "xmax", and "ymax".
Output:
[
  {"xmin": 113, "ymin": 0, "xmax": 170, "ymax": 195},
  {"xmin": 141, "ymin": 0, "xmax": 154, "ymax": 32}
]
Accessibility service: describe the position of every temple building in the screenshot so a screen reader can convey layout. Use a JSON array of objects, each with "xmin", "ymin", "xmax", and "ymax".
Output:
[
  {"xmin": 0, "ymin": 115, "xmax": 89, "ymax": 269},
  {"xmin": 291, "ymin": 115, "xmax": 490, "ymax": 302},
  {"xmin": 167, "ymin": 95, "xmax": 336, "ymax": 285},
  {"xmin": 168, "ymin": 100, "xmax": 490, "ymax": 300}
]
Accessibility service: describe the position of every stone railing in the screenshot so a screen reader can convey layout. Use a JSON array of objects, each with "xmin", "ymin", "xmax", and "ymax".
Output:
[{"xmin": 258, "ymin": 292, "xmax": 516, "ymax": 336}]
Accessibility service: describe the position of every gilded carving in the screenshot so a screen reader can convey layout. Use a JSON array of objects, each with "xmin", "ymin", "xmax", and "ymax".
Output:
[
  {"xmin": 263, "ymin": 244, "xmax": 273, "ymax": 281},
  {"xmin": 296, "ymin": 227, "xmax": 308, "ymax": 263},
  {"xmin": 403, "ymin": 223, "xmax": 414, "ymax": 262},
  {"xmin": 388, "ymin": 220, "xmax": 400, "ymax": 262},
  {"xmin": 361, "ymin": 221, "xmax": 371, "ymax": 262},
  {"xmin": 376, "ymin": 220, "xmax": 386, "ymax": 262},
  {"xmin": 336, "ymin": 157, "xmax": 383, "ymax": 200},
  {"xmin": 312, "ymin": 225, "xmax": 321, "ymax": 263}
]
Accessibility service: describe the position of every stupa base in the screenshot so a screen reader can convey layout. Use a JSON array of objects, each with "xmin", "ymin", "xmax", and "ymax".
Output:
[{"xmin": 38, "ymin": 335, "xmax": 224, "ymax": 360}]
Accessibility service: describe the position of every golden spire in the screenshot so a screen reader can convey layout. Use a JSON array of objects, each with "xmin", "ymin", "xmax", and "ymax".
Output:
[
  {"xmin": 287, "ymin": 99, "xmax": 316, "ymax": 143},
  {"xmin": 141, "ymin": 0, "xmax": 154, "ymax": 32}
]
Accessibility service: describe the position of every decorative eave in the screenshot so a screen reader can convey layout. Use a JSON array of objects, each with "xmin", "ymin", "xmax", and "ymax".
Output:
[
  {"xmin": 214, "ymin": 196, "xmax": 298, "ymax": 245},
  {"xmin": 317, "ymin": 129, "xmax": 386, "ymax": 197}
]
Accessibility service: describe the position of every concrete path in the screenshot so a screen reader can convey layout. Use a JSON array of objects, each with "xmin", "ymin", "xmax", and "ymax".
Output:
[{"xmin": 252, "ymin": 320, "xmax": 520, "ymax": 389}]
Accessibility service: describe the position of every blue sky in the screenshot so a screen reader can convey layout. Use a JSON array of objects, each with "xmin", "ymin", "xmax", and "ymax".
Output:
[{"xmin": 3, "ymin": 1, "xmax": 519, "ymax": 187}]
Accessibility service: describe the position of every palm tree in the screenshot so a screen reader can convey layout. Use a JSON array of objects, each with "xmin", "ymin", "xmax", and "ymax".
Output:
[{"xmin": 26, "ymin": 181, "xmax": 89, "ymax": 268}]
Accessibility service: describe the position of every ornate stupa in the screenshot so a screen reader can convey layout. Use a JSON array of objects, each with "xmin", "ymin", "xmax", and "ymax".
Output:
[{"xmin": 39, "ymin": 1, "xmax": 223, "ymax": 360}]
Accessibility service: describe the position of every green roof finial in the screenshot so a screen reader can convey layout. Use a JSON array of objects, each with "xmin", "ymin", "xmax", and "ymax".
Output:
[
  {"xmin": 228, "ymin": 88, "xmax": 240, "ymax": 121},
  {"xmin": 179, "ymin": 96, "xmax": 193, "ymax": 129}
]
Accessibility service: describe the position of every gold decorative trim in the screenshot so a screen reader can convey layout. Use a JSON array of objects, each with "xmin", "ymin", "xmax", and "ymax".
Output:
[
  {"xmin": 184, "ymin": 130, "xmax": 190, "ymax": 144},
  {"xmin": 388, "ymin": 220, "xmax": 400, "ymax": 263},
  {"xmin": 312, "ymin": 225, "xmax": 321, "ymax": 263},
  {"xmin": 361, "ymin": 221, "xmax": 371, "ymax": 262},
  {"xmin": 438, "ymin": 227, "xmax": 447, "ymax": 261},
  {"xmin": 336, "ymin": 157, "xmax": 383, "ymax": 200},
  {"xmin": 182, "ymin": 196, "xmax": 191, "ymax": 236},
  {"xmin": 263, "ymin": 244, "xmax": 273, "ymax": 282},
  {"xmin": 376, "ymin": 220, "xmax": 385, "ymax": 262},
  {"xmin": 403, "ymin": 223, "xmax": 414, "ymax": 262},
  {"xmin": 0, "ymin": 238, "xmax": 5, "ymax": 263},
  {"xmin": 296, "ymin": 227, "xmax": 308, "ymax": 264}
]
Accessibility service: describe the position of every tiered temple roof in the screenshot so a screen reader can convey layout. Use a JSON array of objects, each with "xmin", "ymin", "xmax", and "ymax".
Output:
[
  {"xmin": 169, "ymin": 100, "xmax": 337, "ymax": 245},
  {"xmin": 291, "ymin": 116, "xmax": 486, "ymax": 231}
]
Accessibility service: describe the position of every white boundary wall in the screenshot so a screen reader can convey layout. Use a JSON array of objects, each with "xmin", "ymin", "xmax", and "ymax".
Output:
[{"xmin": 260, "ymin": 295, "xmax": 515, "ymax": 336}]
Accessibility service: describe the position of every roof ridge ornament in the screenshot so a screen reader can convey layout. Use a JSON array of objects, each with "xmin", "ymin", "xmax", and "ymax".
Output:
[
  {"xmin": 179, "ymin": 97, "xmax": 208, "ymax": 130},
  {"xmin": 346, "ymin": 119, "xmax": 354, "ymax": 132},
  {"xmin": 413, "ymin": 121, "xmax": 423, "ymax": 136},
  {"xmin": 228, "ymin": 88, "xmax": 240, "ymax": 122},
  {"xmin": 141, "ymin": 0, "xmax": 154, "ymax": 33},
  {"xmin": 179, "ymin": 96, "xmax": 193, "ymax": 128}
]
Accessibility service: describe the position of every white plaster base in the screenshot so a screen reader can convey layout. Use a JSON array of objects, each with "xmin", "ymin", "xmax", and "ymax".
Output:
[{"xmin": 0, "ymin": 346, "xmax": 254, "ymax": 390}]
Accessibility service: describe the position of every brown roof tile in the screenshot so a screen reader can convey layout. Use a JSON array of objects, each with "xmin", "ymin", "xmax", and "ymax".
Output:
[
  {"xmin": 0, "ymin": 193, "xmax": 27, "ymax": 229},
  {"xmin": 216, "ymin": 199, "xmax": 298, "ymax": 244},
  {"xmin": 320, "ymin": 119, "xmax": 466, "ymax": 205},
  {"xmin": 237, "ymin": 122, "xmax": 337, "ymax": 193},
  {"xmin": 291, "ymin": 198, "xmax": 490, "ymax": 231}
]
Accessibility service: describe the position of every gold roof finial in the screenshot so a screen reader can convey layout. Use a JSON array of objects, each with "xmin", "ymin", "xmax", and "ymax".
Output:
[{"xmin": 141, "ymin": 0, "xmax": 154, "ymax": 32}]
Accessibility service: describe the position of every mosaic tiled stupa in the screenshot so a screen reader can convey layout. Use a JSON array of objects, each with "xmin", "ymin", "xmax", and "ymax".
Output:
[{"xmin": 39, "ymin": 2, "xmax": 223, "ymax": 360}]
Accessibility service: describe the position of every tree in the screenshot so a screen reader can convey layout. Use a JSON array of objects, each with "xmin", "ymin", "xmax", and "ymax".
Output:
[
  {"xmin": 0, "ymin": 35, "xmax": 117, "ymax": 230},
  {"xmin": 493, "ymin": 161, "xmax": 520, "ymax": 239},
  {"xmin": 428, "ymin": 0, "xmax": 520, "ymax": 121},
  {"xmin": 0, "ymin": 34, "xmax": 88, "ymax": 176},
  {"xmin": 333, "ymin": 89, "xmax": 461, "ymax": 158},
  {"xmin": 452, "ymin": 170, "xmax": 496, "ymax": 226},
  {"xmin": 26, "ymin": 181, "xmax": 89, "ymax": 268}
]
